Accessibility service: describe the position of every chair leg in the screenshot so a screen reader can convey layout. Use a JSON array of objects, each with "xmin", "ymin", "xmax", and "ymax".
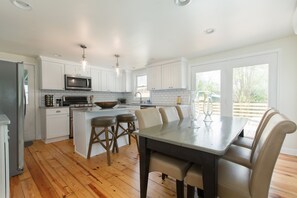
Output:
[
  {"xmin": 105, "ymin": 127, "xmax": 111, "ymax": 166},
  {"xmin": 112, "ymin": 123, "xmax": 119, "ymax": 153},
  {"xmin": 87, "ymin": 127, "xmax": 95, "ymax": 159},
  {"xmin": 187, "ymin": 185, "xmax": 195, "ymax": 198},
  {"xmin": 162, "ymin": 173, "xmax": 167, "ymax": 180},
  {"xmin": 197, "ymin": 188, "xmax": 204, "ymax": 198},
  {"xmin": 128, "ymin": 122, "xmax": 132, "ymax": 145},
  {"xmin": 176, "ymin": 180, "xmax": 184, "ymax": 198}
]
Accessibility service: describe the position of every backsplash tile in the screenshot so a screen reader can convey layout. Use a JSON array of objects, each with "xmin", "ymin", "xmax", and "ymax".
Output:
[
  {"xmin": 41, "ymin": 89, "xmax": 191, "ymax": 107},
  {"xmin": 123, "ymin": 89, "xmax": 191, "ymax": 105},
  {"xmin": 40, "ymin": 90, "xmax": 124, "ymax": 107},
  {"xmin": 150, "ymin": 89, "xmax": 191, "ymax": 105}
]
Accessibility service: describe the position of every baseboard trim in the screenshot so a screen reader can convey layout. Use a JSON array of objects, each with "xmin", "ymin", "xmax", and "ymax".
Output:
[{"xmin": 281, "ymin": 147, "xmax": 297, "ymax": 156}]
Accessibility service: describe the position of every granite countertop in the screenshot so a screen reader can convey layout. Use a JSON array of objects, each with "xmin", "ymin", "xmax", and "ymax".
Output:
[
  {"xmin": 39, "ymin": 106, "xmax": 70, "ymax": 109},
  {"xmin": 124, "ymin": 103, "xmax": 186, "ymax": 107},
  {"xmin": 0, "ymin": 114, "xmax": 10, "ymax": 125},
  {"xmin": 73, "ymin": 106, "xmax": 135, "ymax": 113}
]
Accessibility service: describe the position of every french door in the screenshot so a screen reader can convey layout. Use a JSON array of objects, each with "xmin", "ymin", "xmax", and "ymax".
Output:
[{"xmin": 191, "ymin": 52, "xmax": 278, "ymax": 138}]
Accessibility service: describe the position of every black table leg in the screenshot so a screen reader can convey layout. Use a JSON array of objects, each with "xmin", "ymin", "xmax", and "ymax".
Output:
[
  {"xmin": 239, "ymin": 129, "xmax": 244, "ymax": 137},
  {"xmin": 202, "ymin": 154, "xmax": 218, "ymax": 198},
  {"xmin": 139, "ymin": 137, "xmax": 150, "ymax": 198}
]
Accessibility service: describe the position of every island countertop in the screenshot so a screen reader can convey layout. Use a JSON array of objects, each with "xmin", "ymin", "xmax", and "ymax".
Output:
[{"xmin": 72, "ymin": 106, "xmax": 137, "ymax": 113}]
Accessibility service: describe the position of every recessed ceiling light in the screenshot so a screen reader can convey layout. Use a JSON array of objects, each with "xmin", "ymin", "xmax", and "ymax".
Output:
[
  {"xmin": 204, "ymin": 28, "xmax": 215, "ymax": 34},
  {"xmin": 10, "ymin": 0, "xmax": 32, "ymax": 10}
]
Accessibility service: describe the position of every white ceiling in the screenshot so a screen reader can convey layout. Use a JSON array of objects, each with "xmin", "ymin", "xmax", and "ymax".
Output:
[{"xmin": 0, "ymin": 0, "xmax": 296, "ymax": 69}]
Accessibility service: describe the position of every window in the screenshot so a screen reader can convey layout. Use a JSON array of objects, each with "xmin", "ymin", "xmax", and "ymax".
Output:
[
  {"xmin": 136, "ymin": 75, "xmax": 150, "ymax": 98},
  {"xmin": 192, "ymin": 52, "xmax": 278, "ymax": 137}
]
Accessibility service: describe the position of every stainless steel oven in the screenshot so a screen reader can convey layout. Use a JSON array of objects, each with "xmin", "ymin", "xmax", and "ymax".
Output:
[
  {"xmin": 62, "ymin": 96, "xmax": 94, "ymax": 138},
  {"xmin": 65, "ymin": 75, "xmax": 92, "ymax": 91}
]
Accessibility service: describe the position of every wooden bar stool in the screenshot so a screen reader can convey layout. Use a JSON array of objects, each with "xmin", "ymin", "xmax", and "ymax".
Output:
[
  {"xmin": 87, "ymin": 116, "xmax": 117, "ymax": 166},
  {"xmin": 112, "ymin": 114, "xmax": 139, "ymax": 153}
]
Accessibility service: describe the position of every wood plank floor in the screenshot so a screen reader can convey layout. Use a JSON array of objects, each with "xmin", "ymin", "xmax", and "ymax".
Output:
[{"xmin": 10, "ymin": 139, "xmax": 297, "ymax": 198}]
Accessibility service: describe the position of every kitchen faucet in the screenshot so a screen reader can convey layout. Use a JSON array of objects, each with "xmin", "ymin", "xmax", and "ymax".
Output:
[{"xmin": 135, "ymin": 92, "xmax": 143, "ymax": 104}]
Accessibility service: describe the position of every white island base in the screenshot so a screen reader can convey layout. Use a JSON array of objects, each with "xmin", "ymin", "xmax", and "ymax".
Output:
[{"xmin": 73, "ymin": 107, "xmax": 135, "ymax": 158}]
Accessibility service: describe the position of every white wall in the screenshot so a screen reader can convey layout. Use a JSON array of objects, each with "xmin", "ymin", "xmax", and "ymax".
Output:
[{"xmin": 190, "ymin": 35, "xmax": 297, "ymax": 155}]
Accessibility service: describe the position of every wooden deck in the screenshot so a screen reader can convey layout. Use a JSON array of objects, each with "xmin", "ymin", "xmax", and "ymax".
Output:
[{"xmin": 10, "ymin": 139, "xmax": 297, "ymax": 198}]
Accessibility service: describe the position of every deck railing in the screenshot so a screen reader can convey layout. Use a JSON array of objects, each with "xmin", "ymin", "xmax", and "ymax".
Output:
[{"xmin": 194, "ymin": 102, "xmax": 268, "ymax": 118}]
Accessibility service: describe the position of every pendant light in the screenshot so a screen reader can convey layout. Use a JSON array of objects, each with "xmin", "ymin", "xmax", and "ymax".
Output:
[
  {"xmin": 174, "ymin": 0, "xmax": 191, "ymax": 6},
  {"xmin": 293, "ymin": 7, "xmax": 297, "ymax": 34},
  {"xmin": 80, "ymin": 44, "xmax": 87, "ymax": 71},
  {"xmin": 115, "ymin": 54, "xmax": 120, "ymax": 76}
]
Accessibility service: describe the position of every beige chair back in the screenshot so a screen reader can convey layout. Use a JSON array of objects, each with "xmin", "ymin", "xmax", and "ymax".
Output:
[
  {"xmin": 175, "ymin": 105, "xmax": 191, "ymax": 119},
  {"xmin": 250, "ymin": 108, "xmax": 278, "ymax": 160},
  {"xmin": 249, "ymin": 113, "xmax": 296, "ymax": 198},
  {"xmin": 135, "ymin": 108, "xmax": 163, "ymax": 130},
  {"xmin": 159, "ymin": 107, "xmax": 180, "ymax": 123}
]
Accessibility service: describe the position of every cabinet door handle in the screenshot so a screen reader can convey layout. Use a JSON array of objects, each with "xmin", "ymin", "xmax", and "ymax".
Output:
[{"xmin": 56, "ymin": 110, "xmax": 61, "ymax": 113}]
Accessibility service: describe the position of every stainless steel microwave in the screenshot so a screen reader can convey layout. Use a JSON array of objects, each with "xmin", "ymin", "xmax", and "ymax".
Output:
[{"xmin": 65, "ymin": 75, "xmax": 92, "ymax": 91}]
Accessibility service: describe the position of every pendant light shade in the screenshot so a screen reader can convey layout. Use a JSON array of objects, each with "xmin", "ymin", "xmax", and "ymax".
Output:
[
  {"xmin": 80, "ymin": 44, "xmax": 87, "ymax": 71},
  {"xmin": 174, "ymin": 0, "xmax": 191, "ymax": 6},
  {"xmin": 115, "ymin": 54, "xmax": 120, "ymax": 76},
  {"xmin": 293, "ymin": 7, "xmax": 297, "ymax": 34}
]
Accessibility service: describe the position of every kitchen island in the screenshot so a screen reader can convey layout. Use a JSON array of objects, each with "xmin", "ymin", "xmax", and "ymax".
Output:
[{"xmin": 73, "ymin": 106, "xmax": 138, "ymax": 158}]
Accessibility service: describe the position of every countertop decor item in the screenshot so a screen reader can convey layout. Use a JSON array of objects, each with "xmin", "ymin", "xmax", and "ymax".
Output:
[
  {"xmin": 95, "ymin": 101, "xmax": 118, "ymax": 109},
  {"xmin": 203, "ymin": 92, "xmax": 213, "ymax": 122}
]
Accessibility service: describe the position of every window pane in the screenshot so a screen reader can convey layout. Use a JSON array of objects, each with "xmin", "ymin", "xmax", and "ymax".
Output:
[
  {"xmin": 233, "ymin": 64, "xmax": 269, "ymax": 138},
  {"xmin": 136, "ymin": 75, "xmax": 150, "ymax": 98},
  {"xmin": 195, "ymin": 70, "xmax": 221, "ymax": 115},
  {"xmin": 137, "ymin": 75, "xmax": 147, "ymax": 87}
]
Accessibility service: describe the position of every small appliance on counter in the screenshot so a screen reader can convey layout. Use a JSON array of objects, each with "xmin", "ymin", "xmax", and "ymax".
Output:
[
  {"xmin": 55, "ymin": 99, "xmax": 62, "ymax": 107},
  {"xmin": 117, "ymin": 98, "xmax": 126, "ymax": 104},
  {"xmin": 44, "ymin": 95, "xmax": 54, "ymax": 107}
]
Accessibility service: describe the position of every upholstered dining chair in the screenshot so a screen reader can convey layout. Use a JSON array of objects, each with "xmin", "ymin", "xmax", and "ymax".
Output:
[
  {"xmin": 185, "ymin": 113, "xmax": 296, "ymax": 198},
  {"xmin": 135, "ymin": 108, "xmax": 190, "ymax": 198},
  {"xmin": 159, "ymin": 107, "xmax": 180, "ymax": 123},
  {"xmin": 233, "ymin": 108, "xmax": 276, "ymax": 149},
  {"xmin": 175, "ymin": 105, "xmax": 191, "ymax": 120},
  {"xmin": 223, "ymin": 108, "xmax": 278, "ymax": 168}
]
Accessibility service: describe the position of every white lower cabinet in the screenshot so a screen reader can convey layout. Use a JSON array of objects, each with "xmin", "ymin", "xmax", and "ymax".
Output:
[
  {"xmin": 0, "ymin": 115, "xmax": 10, "ymax": 198},
  {"xmin": 41, "ymin": 108, "xmax": 69, "ymax": 143}
]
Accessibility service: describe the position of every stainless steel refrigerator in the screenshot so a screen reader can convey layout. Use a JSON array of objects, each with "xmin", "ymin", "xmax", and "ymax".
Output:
[{"xmin": 0, "ymin": 60, "xmax": 25, "ymax": 176}]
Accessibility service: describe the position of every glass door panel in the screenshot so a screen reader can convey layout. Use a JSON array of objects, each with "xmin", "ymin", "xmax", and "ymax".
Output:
[
  {"xmin": 233, "ymin": 64, "xmax": 269, "ymax": 138},
  {"xmin": 195, "ymin": 70, "xmax": 221, "ymax": 116}
]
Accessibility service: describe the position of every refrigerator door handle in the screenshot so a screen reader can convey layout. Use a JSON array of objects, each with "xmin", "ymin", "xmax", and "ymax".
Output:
[{"xmin": 23, "ymin": 84, "xmax": 26, "ymax": 116}]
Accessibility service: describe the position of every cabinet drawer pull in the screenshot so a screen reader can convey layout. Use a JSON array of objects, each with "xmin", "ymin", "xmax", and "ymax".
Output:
[{"xmin": 56, "ymin": 110, "xmax": 61, "ymax": 113}]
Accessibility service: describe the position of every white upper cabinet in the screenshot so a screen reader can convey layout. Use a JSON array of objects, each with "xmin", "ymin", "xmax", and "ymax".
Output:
[
  {"xmin": 147, "ymin": 66, "xmax": 162, "ymax": 90},
  {"xmin": 90, "ymin": 68, "xmax": 102, "ymax": 91},
  {"xmin": 162, "ymin": 61, "xmax": 187, "ymax": 89},
  {"xmin": 123, "ymin": 70, "xmax": 132, "ymax": 92},
  {"xmin": 101, "ymin": 70, "xmax": 116, "ymax": 92},
  {"xmin": 40, "ymin": 59, "xmax": 65, "ymax": 90},
  {"xmin": 91, "ymin": 68, "xmax": 132, "ymax": 92},
  {"xmin": 65, "ymin": 64, "xmax": 91, "ymax": 77},
  {"xmin": 147, "ymin": 58, "xmax": 187, "ymax": 90}
]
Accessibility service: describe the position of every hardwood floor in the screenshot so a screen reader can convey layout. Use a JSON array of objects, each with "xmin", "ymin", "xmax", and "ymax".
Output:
[{"xmin": 10, "ymin": 139, "xmax": 297, "ymax": 198}]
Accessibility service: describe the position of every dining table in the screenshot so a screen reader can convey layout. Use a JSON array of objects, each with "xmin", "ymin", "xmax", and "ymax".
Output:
[{"xmin": 135, "ymin": 116, "xmax": 248, "ymax": 198}]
